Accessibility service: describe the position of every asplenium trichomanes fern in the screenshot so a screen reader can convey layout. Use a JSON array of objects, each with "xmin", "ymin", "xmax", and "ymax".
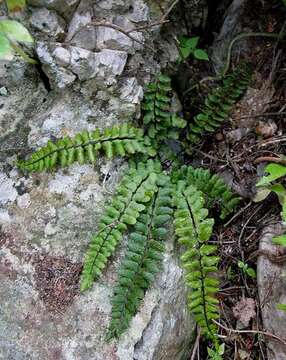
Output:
[{"xmin": 18, "ymin": 64, "xmax": 250, "ymax": 356}]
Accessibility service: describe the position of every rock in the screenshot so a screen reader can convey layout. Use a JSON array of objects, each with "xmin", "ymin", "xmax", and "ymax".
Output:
[
  {"xmin": 29, "ymin": 8, "xmax": 66, "ymax": 39},
  {"xmin": 257, "ymin": 224, "xmax": 286, "ymax": 360},
  {"xmin": 27, "ymin": 0, "xmax": 80, "ymax": 19},
  {"xmin": 0, "ymin": 173, "xmax": 17, "ymax": 205},
  {"xmin": 96, "ymin": 16, "xmax": 144, "ymax": 53},
  {"xmin": 128, "ymin": 0, "xmax": 149, "ymax": 23}
]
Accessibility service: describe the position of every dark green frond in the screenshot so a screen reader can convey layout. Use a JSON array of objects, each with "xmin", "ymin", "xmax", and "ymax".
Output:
[
  {"xmin": 80, "ymin": 159, "xmax": 162, "ymax": 292},
  {"xmin": 173, "ymin": 181, "xmax": 219, "ymax": 340},
  {"xmin": 107, "ymin": 173, "xmax": 173, "ymax": 340},
  {"xmin": 187, "ymin": 64, "xmax": 252, "ymax": 143},
  {"xmin": 17, "ymin": 124, "xmax": 155, "ymax": 172},
  {"xmin": 142, "ymin": 74, "xmax": 186, "ymax": 142},
  {"xmin": 174, "ymin": 165, "xmax": 240, "ymax": 219}
]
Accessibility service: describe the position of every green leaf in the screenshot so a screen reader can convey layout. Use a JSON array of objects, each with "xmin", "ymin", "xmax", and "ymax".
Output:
[
  {"xmin": 272, "ymin": 235, "xmax": 286, "ymax": 246},
  {"xmin": 180, "ymin": 46, "xmax": 192, "ymax": 60},
  {"xmin": 6, "ymin": 0, "xmax": 26, "ymax": 13},
  {"xmin": 194, "ymin": 48, "xmax": 209, "ymax": 61},
  {"xmin": 277, "ymin": 303, "xmax": 286, "ymax": 312},
  {"xmin": 256, "ymin": 163, "xmax": 286, "ymax": 187},
  {"xmin": 253, "ymin": 187, "xmax": 271, "ymax": 202},
  {"xmin": 0, "ymin": 33, "xmax": 13, "ymax": 60},
  {"xmin": 0, "ymin": 19, "xmax": 33, "ymax": 44},
  {"xmin": 246, "ymin": 267, "xmax": 256, "ymax": 279}
]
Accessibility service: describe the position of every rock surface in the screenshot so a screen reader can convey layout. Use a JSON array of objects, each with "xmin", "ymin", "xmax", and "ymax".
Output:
[
  {"xmin": 257, "ymin": 224, "xmax": 286, "ymax": 360},
  {"xmin": 0, "ymin": 0, "xmax": 198, "ymax": 359}
]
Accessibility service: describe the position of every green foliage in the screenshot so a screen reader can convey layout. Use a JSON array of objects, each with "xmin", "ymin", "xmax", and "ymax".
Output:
[
  {"xmin": 142, "ymin": 74, "xmax": 186, "ymax": 142},
  {"xmin": 107, "ymin": 174, "xmax": 173, "ymax": 339},
  {"xmin": 80, "ymin": 159, "xmax": 160, "ymax": 291},
  {"xmin": 256, "ymin": 162, "xmax": 286, "ymax": 245},
  {"xmin": 238, "ymin": 260, "xmax": 256, "ymax": 279},
  {"xmin": 208, "ymin": 343, "xmax": 225, "ymax": 360},
  {"xmin": 187, "ymin": 64, "xmax": 251, "ymax": 143},
  {"xmin": 173, "ymin": 182, "xmax": 220, "ymax": 340},
  {"xmin": 277, "ymin": 303, "xmax": 286, "ymax": 312},
  {"xmin": 18, "ymin": 124, "xmax": 155, "ymax": 172},
  {"xmin": 0, "ymin": 17, "xmax": 35, "ymax": 62},
  {"xmin": 6, "ymin": 0, "xmax": 26, "ymax": 13},
  {"xmin": 178, "ymin": 36, "xmax": 209, "ymax": 62},
  {"xmin": 174, "ymin": 165, "xmax": 240, "ymax": 219}
]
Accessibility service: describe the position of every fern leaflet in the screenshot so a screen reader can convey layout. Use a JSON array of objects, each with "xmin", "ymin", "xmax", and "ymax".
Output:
[
  {"xmin": 107, "ymin": 174, "xmax": 173, "ymax": 339},
  {"xmin": 173, "ymin": 181, "xmax": 220, "ymax": 340},
  {"xmin": 18, "ymin": 124, "xmax": 155, "ymax": 172},
  {"xmin": 174, "ymin": 165, "xmax": 240, "ymax": 219},
  {"xmin": 80, "ymin": 160, "xmax": 161, "ymax": 292},
  {"xmin": 187, "ymin": 64, "xmax": 252, "ymax": 143}
]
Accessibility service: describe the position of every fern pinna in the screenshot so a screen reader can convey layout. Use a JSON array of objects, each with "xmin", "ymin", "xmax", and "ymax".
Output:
[
  {"xmin": 17, "ymin": 63, "xmax": 250, "ymax": 355},
  {"xmin": 187, "ymin": 64, "xmax": 252, "ymax": 143}
]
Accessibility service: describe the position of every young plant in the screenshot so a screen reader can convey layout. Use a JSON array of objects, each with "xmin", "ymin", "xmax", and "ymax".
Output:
[
  {"xmin": 178, "ymin": 36, "xmax": 209, "ymax": 63},
  {"xmin": 255, "ymin": 162, "xmax": 286, "ymax": 245},
  {"xmin": 17, "ymin": 67, "xmax": 249, "ymax": 355},
  {"xmin": 238, "ymin": 260, "xmax": 256, "ymax": 279}
]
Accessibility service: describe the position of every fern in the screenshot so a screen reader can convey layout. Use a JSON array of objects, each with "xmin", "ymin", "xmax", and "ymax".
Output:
[
  {"xmin": 107, "ymin": 173, "xmax": 173, "ymax": 339},
  {"xmin": 17, "ymin": 124, "xmax": 154, "ymax": 172},
  {"xmin": 175, "ymin": 165, "xmax": 240, "ymax": 219},
  {"xmin": 173, "ymin": 181, "xmax": 220, "ymax": 341},
  {"xmin": 142, "ymin": 74, "xmax": 186, "ymax": 142},
  {"xmin": 80, "ymin": 159, "xmax": 160, "ymax": 292},
  {"xmin": 187, "ymin": 64, "xmax": 252, "ymax": 143}
]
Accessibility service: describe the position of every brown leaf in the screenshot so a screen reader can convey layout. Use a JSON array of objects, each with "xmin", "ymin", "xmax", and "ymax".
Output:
[{"xmin": 232, "ymin": 297, "xmax": 256, "ymax": 327}]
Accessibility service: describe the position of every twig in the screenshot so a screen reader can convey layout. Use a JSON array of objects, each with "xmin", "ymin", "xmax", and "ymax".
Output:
[
  {"xmin": 127, "ymin": 20, "xmax": 169, "ymax": 33},
  {"xmin": 213, "ymin": 320, "xmax": 286, "ymax": 347},
  {"xmin": 190, "ymin": 327, "xmax": 201, "ymax": 360},
  {"xmin": 237, "ymin": 111, "xmax": 286, "ymax": 120},
  {"xmin": 161, "ymin": 0, "xmax": 180, "ymax": 21},
  {"xmin": 224, "ymin": 201, "xmax": 252, "ymax": 227},
  {"xmin": 254, "ymin": 156, "xmax": 286, "ymax": 165}
]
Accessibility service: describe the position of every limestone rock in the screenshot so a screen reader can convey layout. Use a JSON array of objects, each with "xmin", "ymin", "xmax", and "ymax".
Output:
[
  {"xmin": 27, "ymin": 0, "xmax": 80, "ymax": 19},
  {"xmin": 29, "ymin": 8, "xmax": 66, "ymax": 39}
]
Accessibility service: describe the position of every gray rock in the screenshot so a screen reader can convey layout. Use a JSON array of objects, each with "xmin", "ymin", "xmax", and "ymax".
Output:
[
  {"xmin": 27, "ymin": 0, "xmax": 80, "ymax": 19},
  {"xmin": 96, "ymin": 16, "xmax": 144, "ymax": 53},
  {"xmin": 29, "ymin": 7, "xmax": 66, "ymax": 38},
  {"xmin": 257, "ymin": 224, "xmax": 286, "ymax": 360},
  {"xmin": 128, "ymin": 0, "xmax": 149, "ymax": 23}
]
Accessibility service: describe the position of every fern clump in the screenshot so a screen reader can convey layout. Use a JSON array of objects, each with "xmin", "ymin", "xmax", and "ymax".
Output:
[
  {"xmin": 174, "ymin": 181, "xmax": 219, "ymax": 340},
  {"xmin": 18, "ymin": 124, "xmax": 155, "ymax": 172},
  {"xmin": 80, "ymin": 159, "xmax": 160, "ymax": 291},
  {"xmin": 17, "ymin": 62, "xmax": 250, "ymax": 355},
  {"xmin": 187, "ymin": 64, "xmax": 252, "ymax": 143},
  {"xmin": 107, "ymin": 174, "xmax": 173, "ymax": 339}
]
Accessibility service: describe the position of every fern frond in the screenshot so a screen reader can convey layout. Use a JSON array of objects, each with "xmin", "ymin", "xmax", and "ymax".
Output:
[
  {"xmin": 142, "ymin": 74, "xmax": 186, "ymax": 141},
  {"xmin": 80, "ymin": 159, "xmax": 162, "ymax": 292},
  {"xmin": 107, "ymin": 173, "xmax": 173, "ymax": 340},
  {"xmin": 17, "ymin": 124, "xmax": 155, "ymax": 172},
  {"xmin": 173, "ymin": 181, "xmax": 219, "ymax": 340},
  {"xmin": 175, "ymin": 165, "xmax": 240, "ymax": 219},
  {"xmin": 187, "ymin": 64, "xmax": 252, "ymax": 143}
]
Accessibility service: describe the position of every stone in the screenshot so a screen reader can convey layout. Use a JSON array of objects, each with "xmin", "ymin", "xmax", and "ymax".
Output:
[
  {"xmin": 70, "ymin": 46, "xmax": 98, "ymax": 80},
  {"xmin": 95, "ymin": 16, "xmax": 144, "ymax": 53},
  {"xmin": 27, "ymin": 0, "xmax": 80, "ymax": 19},
  {"xmin": 128, "ymin": 0, "xmax": 149, "ymax": 23},
  {"xmin": 257, "ymin": 224, "xmax": 286, "ymax": 360},
  {"xmin": 29, "ymin": 8, "xmax": 66, "ymax": 38},
  {"xmin": 0, "ymin": 173, "xmax": 17, "ymax": 205}
]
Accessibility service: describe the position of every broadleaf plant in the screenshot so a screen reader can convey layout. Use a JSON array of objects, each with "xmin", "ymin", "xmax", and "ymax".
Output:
[
  {"xmin": 0, "ymin": 1, "xmax": 35, "ymax": 63},
  {"xmin": 18, "ymin": 65, "xmax": 250, "ymax": 355},
  {"xmin": 178, "ymin": 35, "xmax": 209, "ymax": 62}
]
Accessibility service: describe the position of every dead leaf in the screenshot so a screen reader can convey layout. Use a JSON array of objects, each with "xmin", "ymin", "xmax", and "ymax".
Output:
[{"xmin": 232, "ymin": 297, "xmax": 256, "ymax": 327}]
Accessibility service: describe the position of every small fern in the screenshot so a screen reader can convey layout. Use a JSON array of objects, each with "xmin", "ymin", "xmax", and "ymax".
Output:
[
  {"xmin": 18, "ymin": 124, "xmax": 155, "ymax": 172},
  {"xmin": 175, "ymin": 165, "xmax": 240, "ymax": 219},
  {"xmin": 142, "ymin": 74, "xmax": 186, "ymax": 142},
  {"xmin": 107, "ymin": 174, "xmax": 173, "ymax": 339},
  {"xmin": 174, "ymin": 181, "xmax": 220, "ymax": 340},
  {"xmin": 80, "ymin": 159, "xmax": 160, "ymax": 291},
  {"xmin": 187, "ymin": 64, "xmax": 252, "ymax": 143}
]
